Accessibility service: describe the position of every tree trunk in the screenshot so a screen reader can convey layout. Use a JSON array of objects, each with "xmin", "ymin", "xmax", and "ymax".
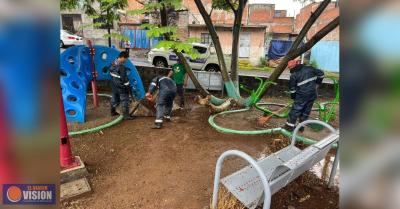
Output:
[
  {"xmin": 175, "ymin": 51, "xmax": 210, "ymax": 96},
  {"xmin": 230, "ymin": 0, "xmax": 246, "ymax": 87},
  {"xmin": 107, "ymin": 10, "xmax": 112, "ymax": 47},
  {"xmin": 159, "ymin": 1, "xmax": 210, "ymax": 97},
  {"xmin": 107, "ymin": 27, "xmax": 112, "ymax": 47},
  {"xmin": 193, "ymin": 0, "xmax": 230, "ymax": 82},
  {"xmin": 290, "ymin": 0, "xmax": 331, "ymax": 51}
]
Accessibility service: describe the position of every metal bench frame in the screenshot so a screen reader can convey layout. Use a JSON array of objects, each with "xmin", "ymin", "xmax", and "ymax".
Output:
[{"xmin": 211, "ymin": 120, "xmax": 339, "ymax": 209}]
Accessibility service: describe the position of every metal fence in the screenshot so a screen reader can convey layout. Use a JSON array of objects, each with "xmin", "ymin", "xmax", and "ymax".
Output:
[{"xmin": 186, "ymin": 71, "xmax": 223, "ymax": 91}]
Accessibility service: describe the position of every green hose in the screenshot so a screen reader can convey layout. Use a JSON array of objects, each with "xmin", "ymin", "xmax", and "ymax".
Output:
[
  {"xmin": 69, "ymin": 93, "xmax": 124, "ymax": 137},
  {"xmin": 208, "ymin": 108, "xmax": 337, "ymax": 148}
]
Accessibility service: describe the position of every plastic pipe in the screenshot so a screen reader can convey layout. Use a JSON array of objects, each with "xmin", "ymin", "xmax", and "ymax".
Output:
[
  {"xmin": 68, "ymin": 93, "xmax": 124, "ymax": 137},
  {"xmin": 208, "ymin": 108, "xmax": 337, "ymax": 148}
]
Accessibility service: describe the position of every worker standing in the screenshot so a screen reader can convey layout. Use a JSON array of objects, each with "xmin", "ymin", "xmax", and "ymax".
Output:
[
  {"xmin": 283, "ymin": 60, "xmax": 325, "ymax": 132},
  {"xmin": 170, "ymin": 60, "xmax": 188, "ymax": 108},
  {"xmin": 146, "ymin": 69, "xmax": 177, "ymax": 129},
  {"xmin": 109, "ymin": 51, "xmax": 134, "ymax": 120}
]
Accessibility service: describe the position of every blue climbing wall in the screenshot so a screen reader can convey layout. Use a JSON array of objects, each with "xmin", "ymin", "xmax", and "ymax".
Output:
[{"xmin": 60, "ymin": 45, "xmax": 145, "ymax": 123}]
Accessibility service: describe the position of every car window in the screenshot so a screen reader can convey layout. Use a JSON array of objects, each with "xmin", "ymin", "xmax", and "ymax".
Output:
[{"xmin": 193, "ymin": 46, "xmax": 207, "ymax": 54}]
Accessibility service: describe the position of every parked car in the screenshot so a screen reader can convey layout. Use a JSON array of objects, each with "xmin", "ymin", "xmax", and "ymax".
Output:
[
  {"xmin": 60, "ymin": 30, "xmax": 84, "ymax": 48},
  {"xmin": 147, "ymin": 43, "xmax": 231, "ymax": 72}
]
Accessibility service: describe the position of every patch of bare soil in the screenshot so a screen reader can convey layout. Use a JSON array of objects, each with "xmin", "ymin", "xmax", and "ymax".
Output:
[{"xmin": 62, "ymin": 94, "xmax": 338, "ymax": 209}]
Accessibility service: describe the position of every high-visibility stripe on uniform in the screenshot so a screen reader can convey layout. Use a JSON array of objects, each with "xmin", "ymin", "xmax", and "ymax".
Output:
[
  {"xmin": 124, "ymin": 81, "xmax": 130, "ymax": 86},
  {"xmin": 297, "ymin": 76, "xmax": 317, "ymax": 86},
  {"xmin": 158, "ymin": 77, "xmax": 168, "ymax": 82},
  {"xmin": 155, "ymin": 119, "xmax": 163, "ymax": 123},
  {"xmin": 285, "ymin": 122, "xmax": 295, "ymax": 127},
  {"xmin": 150, "ymin": 82, "xmax": 157, "ymax": 86},
  {"xmin": 318, "ymin": 75, "xmax": 325, "ymax": 79},
  {"xmin": 110, "ymin": 73, "xmax": 121, "ymax": 78},
  {"xmin": 290, "ymin": 90, "xmax": 296, "ymax": 93}
]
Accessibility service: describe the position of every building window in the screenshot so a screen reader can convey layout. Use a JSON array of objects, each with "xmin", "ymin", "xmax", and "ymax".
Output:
[
  {"xmin": 93, "ymin": 15, "xmax": 113, "ymax": 29},
  {"xmin": 200, "ymin": 33, "xmax": 213, "ymax": 46}
]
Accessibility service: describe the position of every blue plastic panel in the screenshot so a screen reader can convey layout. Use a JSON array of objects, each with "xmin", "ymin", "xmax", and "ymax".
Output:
[{"xmin": 60, "ymin": 45, "xmax": 145, "ymax": 123}]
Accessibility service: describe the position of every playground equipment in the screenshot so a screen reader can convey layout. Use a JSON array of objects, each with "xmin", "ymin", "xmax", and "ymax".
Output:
[
  {"xmin": 209, "ymin": 76, "xmax": 339, "ymax": 141},
  {"xmin": 251, "ymin": 76, "xmax": 340, "ymax": 124},
  {"xmin": 60, "ymin": 94, "xmax": 80, "ymax": 169},
  {"xmin": 211, "ymin": 120, "xmax": 339, "ymax": 209},
  {"xmin": 60, "ymin": 45, "xmax": 145, "ymax": 123}
]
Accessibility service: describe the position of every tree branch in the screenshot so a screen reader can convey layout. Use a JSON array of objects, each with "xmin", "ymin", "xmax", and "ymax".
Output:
[
  {"xmin": 290, "ymin": 0, "xmax": 331, "ymax": 51},
  {"xmin": 289, "ymin": 16, "xmax": 339, "ymax": 60},
  {"xmin": 226, "ymin": 0, "xmax": 237, "ymax": 13},
  {"xmin": 194, "ymin": 0, "xmax": 230, "ymax": 82},
  {"xmin": 209, "ymin": 7, "xmax": 214, "ymax": 16},
  {"xmin": 135, "ymin": 0, "xmax": 146, "ymax": 5}
]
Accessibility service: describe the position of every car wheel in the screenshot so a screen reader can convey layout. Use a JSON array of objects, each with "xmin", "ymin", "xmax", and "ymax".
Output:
[
  {"xmin": 205, "ymin": 65, "xmax": 220, "ymax": 72},
  {"xmin": 60, "ymin": 40, "xmax": 65, "ymax": 48},
  {"xmin": 154, "ymin": 58, "xmax": 167, "ymax": 68}
]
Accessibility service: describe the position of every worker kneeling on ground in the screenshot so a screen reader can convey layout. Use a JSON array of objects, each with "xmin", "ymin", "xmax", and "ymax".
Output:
[
  {"xmin": 283, "ymin": 60, "xmax": 324, "ymax": 132},
  {"xmin": 146, "ymin": 69, "xmax": 177, "ymax": 129},
  {"xmin": 109, "ymin": 51, "xmax": 134, "ymax": 120}
]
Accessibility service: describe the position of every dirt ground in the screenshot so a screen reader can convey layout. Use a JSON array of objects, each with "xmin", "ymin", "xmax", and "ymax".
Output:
[{"xmin": 62, "ymin": 94, "xmax": 339, "ymax": 209}]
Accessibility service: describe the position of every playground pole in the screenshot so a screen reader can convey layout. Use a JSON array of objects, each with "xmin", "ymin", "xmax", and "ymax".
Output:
[
  {"xmin": 60, "ymin": 94, "xmax": 80, "ymax": 169},
  {"xmin": 0, "ymin": 90, "xmax": 15, "ymax": 185},
  {"xmin": 87, "ymin": 40, "xmax": 99, "ymax": 107}
]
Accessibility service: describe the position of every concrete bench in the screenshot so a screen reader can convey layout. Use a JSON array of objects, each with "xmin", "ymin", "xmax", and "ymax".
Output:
[{"xmin": 211, "ymin": 120, "xmax": 339, "ymax": 209}]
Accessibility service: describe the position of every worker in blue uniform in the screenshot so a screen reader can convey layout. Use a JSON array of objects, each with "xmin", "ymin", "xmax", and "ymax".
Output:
[{"xmin": 283, "ymin": 60, "xmax": 325, "ymax": 132}]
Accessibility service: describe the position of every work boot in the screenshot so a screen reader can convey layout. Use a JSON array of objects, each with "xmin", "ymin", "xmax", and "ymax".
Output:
[
  {"xmin": 282, "ymin": 123, "xmax": 295, "ymax": 132},
  {"xmin": 151, "ymin": 122, "xmax": 162, "ymax": 129},
  {"xmin": 111, "ymin": 106, "xmax": 119, "ymax": 116},
  {"xmin": 164, "ymin": 116, "xmax": 172, "ymax": 122},
  {"xmin": 122, "ymin": 107, "xmax": 134, "ymax": 120}
]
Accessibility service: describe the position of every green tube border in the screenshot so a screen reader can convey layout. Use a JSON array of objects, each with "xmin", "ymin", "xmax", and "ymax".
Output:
[
  {"xmin": 208, "ymin": 108, "xmax": 337, "ymax": 148},
  {"xmin": 69, "ymin": 93, "xmax": 124, "ymax": 137}
]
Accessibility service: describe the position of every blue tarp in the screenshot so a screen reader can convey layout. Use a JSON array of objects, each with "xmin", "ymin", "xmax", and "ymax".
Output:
[{"xmin": 267, "ymin": 40, "xmax": 294, "ymax": 60}]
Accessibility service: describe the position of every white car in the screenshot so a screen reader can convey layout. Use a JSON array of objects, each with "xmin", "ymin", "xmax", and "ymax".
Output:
[
  {"xmin": 60, "ymin": 30, "xmax": 84, "ymax": 48},
  {"xmin": 147, "ymin": 43, "xmax": 231, "ymax": 72}
]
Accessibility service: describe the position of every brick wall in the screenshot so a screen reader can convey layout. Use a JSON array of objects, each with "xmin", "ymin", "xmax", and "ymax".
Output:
[
  {"xmin": 294, "ymin": 2, "xmax": 339, "ymax": 41},
  {"xmin": 248, "ymin": 4, "xmax": 274, "ymax": 25}
]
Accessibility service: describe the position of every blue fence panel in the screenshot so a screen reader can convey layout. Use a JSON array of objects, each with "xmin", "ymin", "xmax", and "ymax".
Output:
[
  {"xmin": 310, "ymin": 41, "xmax": 339, "ymax": 72},
  {"xmin": 121, "ymin": 28, "xmax": 153, "ymax": 49}
]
